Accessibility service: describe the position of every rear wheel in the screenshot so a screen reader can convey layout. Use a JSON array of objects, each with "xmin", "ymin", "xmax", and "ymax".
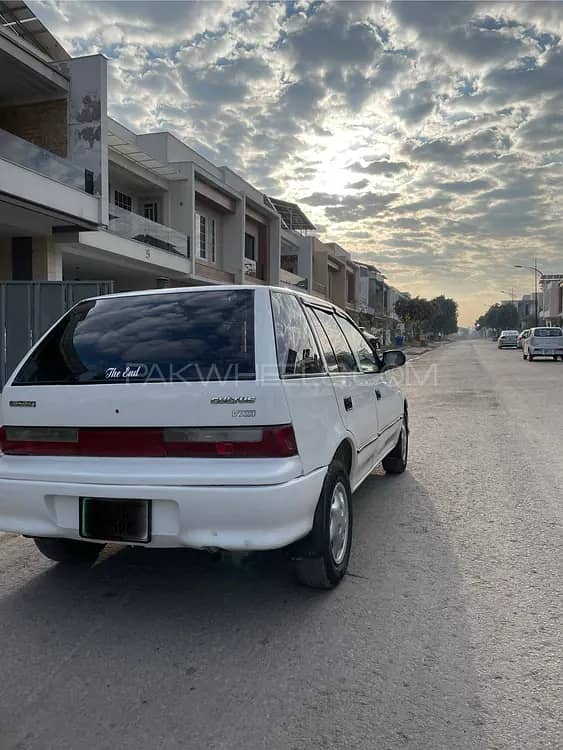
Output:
[
  {"xmin": 293, "ymin": 461, "xmax": 352, "ymax": 589},
  {"xmin": 382, "ymin": 418, "xmax": 409, "ymax": 474},
  {"xmin": 523, "ymin": 352, "xmax": 528, "ymax": 360},
  {"xmin": 33, "ymin": 537, "xmax": 104, "ymax": 564},
  {"xmin": 528, "ymin": 353, "xmax": 534, "ymax": 362}
]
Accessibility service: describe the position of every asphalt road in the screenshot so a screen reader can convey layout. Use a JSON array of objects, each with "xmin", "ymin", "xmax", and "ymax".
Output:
[{"xmin": 0, "ymin": 340, "xmax": 561, "ymax": 750}]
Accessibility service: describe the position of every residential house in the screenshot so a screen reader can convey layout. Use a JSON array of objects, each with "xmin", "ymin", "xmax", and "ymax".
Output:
[
  {"xmin": 268, "ymin": 197, "xmax": 314, "ymax": 291},
  {"xmin": 539, "ymin": 274, "xmax": 563, "ymax": 325},
  {"xmin": 0, "ymin": 5, "xmax": 107, "ymax": 282}
]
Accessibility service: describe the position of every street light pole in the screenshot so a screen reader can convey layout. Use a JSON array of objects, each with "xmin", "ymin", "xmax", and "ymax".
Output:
[
  {"xmin": 514, "ymin": 261, "xmax": 545, "ymax": 327},
  {"xmin": 534, "ymin": 258, "xmax": 538, "ymax": 326}
]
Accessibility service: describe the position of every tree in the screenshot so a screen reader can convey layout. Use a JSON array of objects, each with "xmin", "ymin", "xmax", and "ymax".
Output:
[
  {"xmin": 429, "ymin": 295, "xmax": 458, "ymax": 336},
  {"xmin": 395, "ymin": 296, "xmax": 436, "ymax": 337},
  {"xmin": 476, "ymin": 303, "xmax": 520, "ymax": 333}
]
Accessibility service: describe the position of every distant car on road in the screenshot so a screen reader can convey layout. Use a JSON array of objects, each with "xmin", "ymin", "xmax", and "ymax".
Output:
[
  {"xmin": 497, "ymin": 330, "xmax": 519, "ymax": 348},
  {"xmin": 523, "ymin": 327, "xmax": 563, "ymax": 361},
  {"xmin": 517, "ymin": 329, "xmax": 530, "ymax": 349}
]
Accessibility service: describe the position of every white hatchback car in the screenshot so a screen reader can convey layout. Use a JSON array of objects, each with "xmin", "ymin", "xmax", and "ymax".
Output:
[
  {"xmin": 0, "ymin": 286, "xmax": 408, "ymax": 588},
  {"xmin": 522, "ymin": 326, "xmax": 563, "ymax": 361}
]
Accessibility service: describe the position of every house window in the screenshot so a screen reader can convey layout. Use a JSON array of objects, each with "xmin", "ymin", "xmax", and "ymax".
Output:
[
  {"xmin": 143, "ymin": 202, "xmax": 158, "ymax": 222},
  {"xmin": 114, "ymin": 191, "xmax": 132, "ymax": 211},
  {"xmin": 195, "ymin": 213, "xmax": 216, "ymax": 262},
  {"xmin": 245, "ymin": 233, "xmax": 255, "ymax": 260},
  {"xmin": 210, "ymin": 218, "xmax": 216, "ymax": 263}
]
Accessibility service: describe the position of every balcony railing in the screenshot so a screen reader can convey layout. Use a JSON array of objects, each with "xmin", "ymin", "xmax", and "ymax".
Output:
[
  {"xmin": 0, "ymin": 128, "xmax": 94, "ymax": 193},
  {"xmin": 280, "ymin": 268, "xmax": 308, "ymax": 290},
  {"xmin": 109, "ymin": 204, "xmax": 188, "ymax": 256}
]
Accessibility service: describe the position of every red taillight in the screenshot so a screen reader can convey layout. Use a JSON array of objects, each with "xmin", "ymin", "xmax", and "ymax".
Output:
[
  {"xmin": 0, "ymin": 425, "xmax": 298, "ymax": 458},
  {"xmin": 163, "ymin": 425, "xmax": 297, "ymax": 458}
]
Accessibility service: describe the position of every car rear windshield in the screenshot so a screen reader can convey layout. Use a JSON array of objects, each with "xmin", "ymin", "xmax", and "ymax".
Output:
[
  {"xmin": 534, "ymin": 328, "xmax": 562, "ymax": 337},
  {"xmin": 13, "ymin": 289, "xmax": 255, "ymax": 385}
]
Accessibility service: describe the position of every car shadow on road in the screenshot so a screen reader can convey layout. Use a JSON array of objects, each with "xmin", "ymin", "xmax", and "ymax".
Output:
[{"xmin": 0, "ymin": 470, "xmax": 486, "ymax": 750}]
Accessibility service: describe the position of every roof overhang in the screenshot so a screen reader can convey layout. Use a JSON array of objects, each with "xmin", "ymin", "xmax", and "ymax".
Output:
[
  {"xmin": 0, "ymin": 27, "xmax": 69, "ymax": 102},
  {"xmin": 0, "ymin": 1, "xmax": 69, "ymax": 61},
  {"xmin": 268, "ymin": 196, "xmax": 315, "ymax": 231},
  {"xmin": 108, "ymin": 126, "xmax": 181, "ymax": 179}
]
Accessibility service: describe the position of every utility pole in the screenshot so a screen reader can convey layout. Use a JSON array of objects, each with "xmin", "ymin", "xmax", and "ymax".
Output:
[{"xmin": 514, "ymin": 261, "xmax": 545, "ymax": 327}]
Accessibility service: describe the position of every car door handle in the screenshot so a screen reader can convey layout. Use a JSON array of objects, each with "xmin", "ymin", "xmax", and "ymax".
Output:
[
  {"xmin": 344, "ymin": 396, "xmax": 353, "ymax": 411},
  {"xmin": 375, "ymin": 389, "xmax": 382, "ymax": 400}
]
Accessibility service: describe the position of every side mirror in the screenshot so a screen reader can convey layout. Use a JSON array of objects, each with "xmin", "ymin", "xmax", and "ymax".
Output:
[{"xmin": 381, "ymin": 349, "xmax": 406, "ymax": 371}]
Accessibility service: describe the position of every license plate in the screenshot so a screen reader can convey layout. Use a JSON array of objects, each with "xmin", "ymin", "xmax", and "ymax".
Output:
[{"xmin": 79, "ymin": 498, "xmax": 151, "ymax": 543}]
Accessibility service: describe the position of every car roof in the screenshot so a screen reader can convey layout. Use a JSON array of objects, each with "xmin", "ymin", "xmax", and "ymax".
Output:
[{"xmin": 75, "ymin": 284, "xmax": 342, "ymax": 313}]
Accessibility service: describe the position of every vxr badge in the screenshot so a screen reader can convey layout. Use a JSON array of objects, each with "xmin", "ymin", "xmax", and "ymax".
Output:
[{"xmin": 210, "ymin": 396, "xmax": 256, "ymax": 405}]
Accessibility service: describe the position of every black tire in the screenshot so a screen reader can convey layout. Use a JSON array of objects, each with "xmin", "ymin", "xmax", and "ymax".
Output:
[
  {"xmin": 293, "ymin": 461, "xmax": 352, "ymax": 589},
  {"xmin": 523, "ymin": 352, "xmax": 528, "ymax": 360},
  {"xmin": 33, "ymin": 537, "xmax": 104, "ymax": 564},
  {"xmin": 553, "ymin": 356, "xmax": 558, "ymax": 361},
  {"xmin": 382, "ymin": 417, "xmax": 409, "ymax": 474},
  {"xmin": 528, "ymin": 353, "xmax": 534, "ymax": 362}
]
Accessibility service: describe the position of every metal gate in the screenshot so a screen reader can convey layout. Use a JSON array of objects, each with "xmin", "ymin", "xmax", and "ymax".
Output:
[{"xmin": 1, "ymin": 281, "xmax": 113, "ymax": 387}]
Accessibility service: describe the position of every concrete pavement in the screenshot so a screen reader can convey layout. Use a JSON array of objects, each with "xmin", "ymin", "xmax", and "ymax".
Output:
[{"xmin": 0, "ymin": 340, "xmax": 561, "ymax": 749}]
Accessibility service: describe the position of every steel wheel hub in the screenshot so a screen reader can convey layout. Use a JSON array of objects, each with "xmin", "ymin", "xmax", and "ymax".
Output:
[
  {"xmin": 329, "ymin": 481, "xmax": 349, "ymax": 565},
  {"xmin": 401, "ymin": 422, "xmax": 408, "ymax": 463}
]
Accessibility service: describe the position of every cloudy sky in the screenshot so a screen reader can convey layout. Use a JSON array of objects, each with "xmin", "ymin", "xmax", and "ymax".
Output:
[{"xmin": 30, "ymin": 1, "xmax": 563, "ymax": 325}]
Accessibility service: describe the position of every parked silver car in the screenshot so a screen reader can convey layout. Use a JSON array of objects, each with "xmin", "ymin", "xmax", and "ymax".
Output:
[{"xmin": 497, "ymin": 330, "xmax": 519, "ymax": 348}]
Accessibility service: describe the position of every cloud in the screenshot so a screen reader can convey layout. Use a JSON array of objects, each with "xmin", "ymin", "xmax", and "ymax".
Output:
[
  {"xmin": 439, "ymin": 178, "xmax": 493, "ymax": 193},
  {"xmin": 348, "ymin": 159, "xmax": 410, "ymax": 175},
  {"xmin": 391, "ymin": 80, "xmax": 436, "ymax": 124},
  {"xmin": 346, "ymin": 179, "xmax": 370, "ymax": 190},
  {"xmin": 324, "ymin": 192, "xmax": 401, "ymax": 222}
]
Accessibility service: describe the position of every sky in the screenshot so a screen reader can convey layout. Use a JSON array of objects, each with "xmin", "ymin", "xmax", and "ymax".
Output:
[{"xmin": 30, "ymin": 0, "xmax": 563, "ymax": 326}]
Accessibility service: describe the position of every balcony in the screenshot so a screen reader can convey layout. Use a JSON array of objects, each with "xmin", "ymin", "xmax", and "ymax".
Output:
[
  {"xmin": 280, "ymin": 268, "xmax": 308, "ymax": 290},
  {"xmin": 0, "ymin": 127, "xmax": 93, "ymax": 193},
  {"xmin": 108, "ymin": 204, "xmax": 188, "ymax": 257}
]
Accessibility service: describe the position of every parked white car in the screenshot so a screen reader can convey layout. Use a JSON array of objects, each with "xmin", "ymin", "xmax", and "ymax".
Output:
[
  {"xmin": 517, "ymin": 329, "xmax": 530, "ymax": 349},
  {"xmin": 497, "ymin": 330, "xmax": 519, "ymax": 348},
  {"xmin": 522, "ymin": 327, "xmax": 563, "ymax": 361},
  {"xmin": 0, "ymin": 286, "xmax": 408, "ymax": 588}
]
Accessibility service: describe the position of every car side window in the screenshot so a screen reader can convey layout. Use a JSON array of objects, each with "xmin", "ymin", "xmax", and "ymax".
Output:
[
  {"xmin": 336, "ymin": 315, "xmax": 378, "ymax": 373},
  {"xmin": 270, "ymin": 292, "xmax": 324, "ymax": 377},
  {"xmin": 306, "ymin": 307, "xmax": 339, "ymax": 373},
  {"xmin": 313, "ymin": 308, "xmax": 358, "ymax": 373}
]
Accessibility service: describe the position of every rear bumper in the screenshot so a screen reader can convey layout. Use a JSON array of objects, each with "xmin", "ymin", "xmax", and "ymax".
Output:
[
  {"xmin": 529, "ymin": 348, "xmax": 563, "ymax": 356},
  {"xmin": 0, "ymin": 469, "xmax": 327, "ymax": 551}
]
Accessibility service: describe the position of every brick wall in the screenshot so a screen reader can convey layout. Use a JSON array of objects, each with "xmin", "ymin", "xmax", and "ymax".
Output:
[{"xmin": 0, "ymin": 98, "xmax": 68, "ymax": 157}]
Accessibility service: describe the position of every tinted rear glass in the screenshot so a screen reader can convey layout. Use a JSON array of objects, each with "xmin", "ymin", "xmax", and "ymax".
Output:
[
  {"xmin": 533, "ymin": 328, "xmax": 562, "ymax": 337},
  {"xmin": 14, "ymin": 290, "xmax": 255, "ymax": 385}
]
